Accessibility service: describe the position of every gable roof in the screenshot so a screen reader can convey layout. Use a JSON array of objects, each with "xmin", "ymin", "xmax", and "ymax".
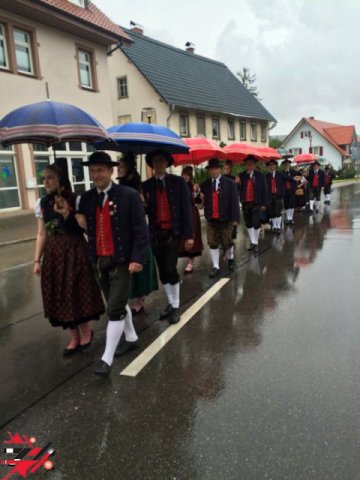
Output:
[
  {"xmin": 120, "ymin": 30, "xmax": 276, "ymax": 122},
  {"xmin": 282, "ymin": 117, "xmax": 356, "ymax": 157},
  {"xmin": 31, "ymin": 0, "xmax": 131, "ymax": 41}
]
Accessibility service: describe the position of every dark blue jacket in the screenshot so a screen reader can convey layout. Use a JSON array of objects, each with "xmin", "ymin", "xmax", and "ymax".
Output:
[
  {"xmin": 308, "ymin": 168, "xmax": 326, "ymax": 189},
  {"xmin": 282, "ymin": 169, "xmax": 297, "ymax": 193},
  {"xmin": 265, "ymin": 171, "xmax": 286, "ymax": 199},
  {"xmin": 200, "ymin": 175, "xmax": 240, "ymax": 222},
  {"xmin": 239, "ymin": 170, "xmax": 268, "ymax": 206},
  {"xmin": 78, "ymin": 183, "xmax": 149, "ymax": 266},
  {"xmin": 142, "ymin": 174, "xmax": 193, "ymax": 239}
]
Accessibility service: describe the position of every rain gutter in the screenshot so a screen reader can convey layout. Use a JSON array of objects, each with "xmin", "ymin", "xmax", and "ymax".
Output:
[{"xmin": 166, "ymin": 104, "xmax": 176, "ymax": 128}]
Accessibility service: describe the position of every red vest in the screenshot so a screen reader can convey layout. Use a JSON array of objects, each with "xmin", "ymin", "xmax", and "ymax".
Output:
[
  {"xmin": 271, "ymin": 176, "xmax": 277, "ymax": 194},
  {"xmin": 212, "ymin": 190, "xmax": 220, "ymax": 219},
  {"xmin": 156, "ymin": 188, "xmax": 172, "ymax": 229},
  {"xmin": 245, "ymin": 176, "xmax": 255, "ymax": 202},
  {"xmin": 96, "ymin": 201, "xmax": 115, "ymax": 256},
  {"xmin": 313, "ymin": 172, "xmax": 319, "ymax": 187},
  {"xmin": 325, "ymin": 174, "xmax": 330, "ymax": 185}
]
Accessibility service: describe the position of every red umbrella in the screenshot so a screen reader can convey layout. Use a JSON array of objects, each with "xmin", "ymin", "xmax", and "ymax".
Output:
[
  {"xmin": 172, "ymin": 137, "xmax": 226, "ymax": 166},
  {"xmin": 223, "ymin": 142, "xmax": 263, "ymax": 163},
  {"xmin": 256, "ymin": 146, "xmax": 282, "ymax": 160},
  {"xmin": 294, "ymin": 153, "xmax": 317, "ymax": 164}
]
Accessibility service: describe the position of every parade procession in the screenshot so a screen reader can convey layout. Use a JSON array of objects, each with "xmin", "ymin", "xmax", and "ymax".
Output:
[{"xmin": 0, "ymin": 1, "xmax": 360, "ymax": 479}]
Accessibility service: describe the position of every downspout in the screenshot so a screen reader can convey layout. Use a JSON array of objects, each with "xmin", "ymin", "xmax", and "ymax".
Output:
[
  {"xmin": 166, "ymin": 103, "xmax": 176, "ymax": 128},
  {"xmin": 268, "ymin": 121, "xmax": 277, "ymax": 131}
]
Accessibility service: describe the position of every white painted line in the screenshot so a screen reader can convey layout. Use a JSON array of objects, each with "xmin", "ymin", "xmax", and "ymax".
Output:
[
  {"xmin": 0, "ymin": 261, "xmax": 33, "ymax": 274},
  {"xmin": 120, "ymin": 277, "xmax": 230, "ymax": 377}
]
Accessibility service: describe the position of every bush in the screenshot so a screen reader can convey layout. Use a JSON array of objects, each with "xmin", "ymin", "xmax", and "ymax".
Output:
[{"xmin": 336, "ymin": 166, "xmax": 356, "ymax": 179}]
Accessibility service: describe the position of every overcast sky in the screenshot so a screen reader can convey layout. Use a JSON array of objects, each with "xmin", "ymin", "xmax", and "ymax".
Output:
[{"xmin": 94, "ymin": 0, "xmax": 360, "ymax": 135}]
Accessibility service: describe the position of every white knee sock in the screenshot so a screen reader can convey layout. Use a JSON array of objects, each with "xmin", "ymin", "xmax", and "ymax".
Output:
[
  {"xmin": 123, "ymin": 305, "xmax": 138, "ymax": 342},
  {"xmin": 325, "ymin": 194, "xmax": 331, "ymax": 202},
  {"xmin": 253, "ymin": 228, "xmax": 260, "ymax": 245},
  {"xmin": 285, "ymin": 209, "xmax": 290, "ymax": 220},
  {"xmin": 276, "ymin": 217, "xmax": 282, "ymax": 228},
  {"xmin": 288, "ymin": 209, "xmax": 294, "ymax": 220},
  {"xmin": 169, "ymin": 282, "xmax": 180, "ymax": 308},
  {"xmin": 101, "ymin": 319, "xmax": 125, "ymax": 366},
  {"xmin": 309, "ymin": 200, "xmax": 314, "ymax": 210},
  {"xmin": 226, "ymin": 246, "xmax": 234, "ymax": 260},
  {"xmin": 163, "ymin": 283, "xmax": 172, "ymax": 304},
  {"xmin": 247, "ymin": 227, "xmax": 255, "ymax": 244},
  {"xmin": 210, "ymin": 248, "xmax": 220, "ymax": 269}
]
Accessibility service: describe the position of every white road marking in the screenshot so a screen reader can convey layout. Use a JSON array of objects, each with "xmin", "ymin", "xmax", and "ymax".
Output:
[
  {"xmin": 120, "ymin": 277, "xmax": 230, "ymax": 377},
  {"xmin": 0, "ymin": 261, "xmax": 33, "ymax": 274}
]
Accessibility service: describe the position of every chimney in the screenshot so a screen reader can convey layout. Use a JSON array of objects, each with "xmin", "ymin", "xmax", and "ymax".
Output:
[
  {"xmin": 130, "ymin": 20, "xmax": 144, "ymax": 35},
  {"xmin": 309, "ymin": 116, "xmax": 315, "ymax": 120},
  {"xmin": 185, "ymin": 41, "xmax": 195, "ymax": 54}
]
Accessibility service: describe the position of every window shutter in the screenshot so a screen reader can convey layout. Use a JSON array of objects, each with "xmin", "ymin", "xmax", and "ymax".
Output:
[
  {"xmin": 320, "ymin": 146, "xmax": 323, "ymax": 156},
  {"xmin": 300, "ymin": 132, "xmax": 304, "ymax": 138},
  {"xmin": 300, "ymin": 148, "xmax": 302, "ymax": 154},
  {"xmin": 309, "ymin": 147, "xmax": 313, "ymax": 153},
  {"xmin": 289, "ymin": 148, "xmax": 292, "ymax": 153}
]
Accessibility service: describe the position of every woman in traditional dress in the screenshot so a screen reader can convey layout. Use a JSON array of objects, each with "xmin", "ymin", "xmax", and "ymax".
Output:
[
  {"xmin": 179, "ymin": 166, "xmax": 204, "ymax": 273},
  {"xmin": 117, "ymin": 152, "xmax": 158, "ymax": 315},
  {"xmin": 33, "ymin": 164, "xmax": 105, "ymax": 356}
]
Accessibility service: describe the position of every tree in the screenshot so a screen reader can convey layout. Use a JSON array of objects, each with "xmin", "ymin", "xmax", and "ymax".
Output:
[
  {"xmin": 269, "ymin": 137, "xmax": 282, "ymax": 149},
  {"xmin": 237, "ymin": 67, "xmax": 261, "ymax": 100}
]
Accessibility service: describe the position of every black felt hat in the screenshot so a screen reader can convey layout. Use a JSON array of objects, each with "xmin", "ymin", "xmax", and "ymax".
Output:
[
  {"xmin": 313, "ymin": 160, "xmax": 321, "ymax": 166},
  {"xmin": 282, "ymin": 159, "xmax": 292, "ymax": 165},
  {"xmin": 82, "ymin": 151, "xmax": 119, "ymax": 167},
  {"xmin": 145, "ymin": 149, "xmax": 173, "ymax": 168},
  {"xmin": 205, "ymin": 158, "xmax": 223, "ymax": 169},
  {"xmin": 244, "ymin": 155, "xmax": 259, "ymax": 163},
  {"xmin": 267, "ymin": 159, "xmax": 278, "ymax": 166}
]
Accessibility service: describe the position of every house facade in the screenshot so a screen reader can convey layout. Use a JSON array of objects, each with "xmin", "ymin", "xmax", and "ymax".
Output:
[
  {"xmin": 0, "ymin": 0, "xmax": 130, "ymax": 211},
  {"xmin": 281, "ymin": 117, "xmax": 357, "ymax": 170},
  {"xmin": 108, "ymin": 26, "xmax": 276, "ymax": 175}
]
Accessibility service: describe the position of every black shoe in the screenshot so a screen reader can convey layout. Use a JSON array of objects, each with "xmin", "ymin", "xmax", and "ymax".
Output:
[
  {"xmin": 252, "ymin": 244, "xmax": 259, "ymax": 253},
  {"xmin": 168, "ymin": 308, "xmax": 180, "ymax": 324},
  {"xmin": 275, "ymin": 228, "xmax": 281, "ymax": 234},
  {"xmin": 94, "ymin": 359, "xmax": 111, "ymax": 376},
  {"xmin": 159, "ymin": 303, "xmax": 173, "ymax": 320},
  {"xmin": 247, "ymin": 243, "xmax": 255, "ymax": 251},
  {"xmin": 63, "ymin": 344, "xmax": 80, "ymax": 357},
  {"xmin": 114, "ymin": 340, "xmax": 139, "ymax": 357},
  {"xmin": 209, "ymin": 267, "xmax": 220, "ymax": 278},
  {"xmin": 289, "ymin": 220, "xmax": 294, "ymax": 226},
  {"xmin": 228, "ymin": 259, "xmax": 235, "ymax": 272},
  {"xmin": 78, "ymin": 331, "xmax": 94, "ymax": 352},
  {"xmin": 131, "ymin": 306, "xmax": 145, "ymax": 316},
  {"xmin": 284, "ymin": 219, "xmax": 290, "ymax": 225}
]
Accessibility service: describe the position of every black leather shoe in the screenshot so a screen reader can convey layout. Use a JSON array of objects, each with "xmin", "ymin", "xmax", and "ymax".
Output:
[
  {"xmin": 78, "ymin": 331, "xmax": 94, "ymax": 352},
  {"xmin": 63, "ymin": 344, "xmax": 80, "ymax": 357},
  {"xmin": 209, "ymin": 267, "xmax": 220, "ymax": 278},
  {"xmin": 168, "ymin": 308, "xmax": 180, "ymax": 324},
  {"xmin": 247, "ymin": 243, "xmax": 255, "ymax": 251},
  {"xmin": 114, "ymin": 340, "xmax": 139, "ymax": 357},
  {"xmin": 252, "ymin": 244, "xmax": 259, "ymax": 253},
  {"xmin": 94, "ymin": 359, "xmax": 111, "ymax": 376},
  {"xmin": 228, "ymin": 259, "xmax": 235, "ymax": 271},
  {"xmin": 159, "ymin": 304, "xmax": 173, "ymax": 320}
]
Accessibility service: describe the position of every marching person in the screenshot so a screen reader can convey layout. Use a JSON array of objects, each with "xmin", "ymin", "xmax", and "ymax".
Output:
[
  {"xmin": 239, "ymin": 155, "xmax": 268, "ymax": 253},
  {"xmin": 142, "ymin": 149, "xmax": 193, "ymax": 324},
  {"xmin": 57, "ymin": 151, "xmax": 149, "ymax": 376},
  {"xmin": 324, "ymin": 166, "xmax": 335, "ymax": 205},
  {"xmin": 265, "ymin": 159, "xmax": 285, "ymax": 233},
  {"xmin": 200, "ymin": 158, "xmax": 240, "ymax": 277},
  {"xmin": 179, "ymin": 166, "xmax": 204, "ymax": 274},
  {"xmin": 308, "ymin": 160, "xmax": 326, "ymax": 213},
  {"xmin": 33, "ymin": 164, "xmax": 105, "ymax": 357},
  {"xmin": 282, "ymin": 159, "xmax": 297, "ymax": 225}
]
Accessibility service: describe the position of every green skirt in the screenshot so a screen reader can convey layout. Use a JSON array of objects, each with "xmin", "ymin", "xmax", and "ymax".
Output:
[{"xmin": 129, "ymin": 246, "xmax": 159, "ymax": 298}]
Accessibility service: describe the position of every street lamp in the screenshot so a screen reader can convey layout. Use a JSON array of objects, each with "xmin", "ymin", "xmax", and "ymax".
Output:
[{"xmin": 146, "ymin": 111, "xmax": 152, "ymax": 124}]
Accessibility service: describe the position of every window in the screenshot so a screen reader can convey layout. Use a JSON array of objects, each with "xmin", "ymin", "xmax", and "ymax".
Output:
[
  {"xmin": 69, "ymin": 0, "xmax": 87, "ymax": 6},
  {"xmin": 78, "ymin": 49, "xmax": 93, "ymax": 88},
  {"xmin": 196, "ymin": 115, "xmax": 206, "ymax": 136},
  {"xmin": 0, "ymin": 145, "xmax": 20, "ymax": 209},
  {"xmin": 14, "ymin": 29, "xmax": 33, "ymax": 74},
  {"xmin": 291, "ymin": 148, "xmax": 302, "ymax": 156},
  {"xmin": 261, "ymin": 124, "xmax": 267, "ymax": 142},
  {"xmin": 0, "ymin": 23, "xmax": 9, "ymax": 69},
  {"xmin": 312, "ymin": 146, "xmax": 323, "ymax": 156},
  {"xmin": 212, "ymin": 117, "xmax": 220, "ymax": 139},
  {"xmin": 227, "ymin": 119, "xmax": 235, "ymax": 140},
  {"xmin": 179, "ymin": 113, "xmax": 190, "ymax": 137},
  {"xmin": 250, "ymin": 123, "xmax": 257, "ymax": 141},
  {"xmin": 117, "ymin": 114, "xmax": 131, "ymax": 125},
  {"xmin": 117, "ymin": 76, "xmax": 128, "ymax": 99},
  {"xmin": 240, "ymin": 121, "xmax": 247, "ymax": 141}
]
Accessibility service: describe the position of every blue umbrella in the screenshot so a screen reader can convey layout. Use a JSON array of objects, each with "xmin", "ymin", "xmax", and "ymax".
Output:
[
  {"xmin": 95, "ymin": 122, "xmax": 189, "ymax": 154},
  {"xmin": 0, "ymin": 100, "xmax": 109, "ymax": 147}
]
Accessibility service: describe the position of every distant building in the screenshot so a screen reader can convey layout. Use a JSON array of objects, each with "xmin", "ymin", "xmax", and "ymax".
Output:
[
  {"xmin": 281, "ymin": 117, "xmax": 357, "ymax": 170},
  {"xmin": 108, "ymin": 26, "xmax": 276, "ymax": 154}
]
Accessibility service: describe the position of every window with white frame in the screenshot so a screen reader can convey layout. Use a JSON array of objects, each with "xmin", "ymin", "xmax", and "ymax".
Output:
[
  {"xmin": 212, "ymin": 117, "xmax": 220, "ymax": 139},
  {"xmin": 312, "ymin": 146, "xmax": 323, "ymax": 156},
  {"xmin": 118, "ymin": 114, "xmax": 131, "ymax": 125},
  {"xmin": 240, "ymin": 121, "xmax": 247, "ymax": 141},
  {"xmin": 179, "ymin": 113, "xmax": 190, "ymax": 137},
  {"xmin": 0, "ymin": 23, "xmax": 9, "ymax": 69},
  {"xmin": 117, "ymin": 76, "xmax": 128, "ymax": 99},
  {"xmin": 227, "ymin": 118, "xmax": 235, "ymax": 140},
  {"xmin": 261, "ymin": 124, "xmax": 267, "ymax": 142},
  {"xmin": 14, "ymin": 28, "xmax": 33, "ymax": 74},
  {"xmin": 0, "ymin": 144, "xmax": 20, "ymax": 210},
  {"xmin": 250, "ymin": 123, "xmax": 257, "ymax": 141},
  {"xmin": 78, "ymin": 49, "xmax": 93, "ymax": 88},
  {"xmin": 290, "ymin": 147, "xmax": 302, "ymax": 156},
  {"xmin": 196, "ymin": 115, "xmax": 206, "ymax": 136}
]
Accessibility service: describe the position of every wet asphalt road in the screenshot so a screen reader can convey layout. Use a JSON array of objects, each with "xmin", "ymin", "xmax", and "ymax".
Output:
[{"xmin": 1, "ymin": 184, "xmax": 360, "ymax": 480}]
